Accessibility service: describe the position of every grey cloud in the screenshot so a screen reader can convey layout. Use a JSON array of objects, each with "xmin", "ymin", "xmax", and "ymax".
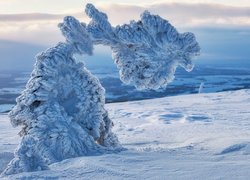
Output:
[
  {"xmin": 0, "ymin": 13, "xmax": 64, "ymax": 21},
  {"xmin": 0, "ymin": 3, "xmax": 249, "ymax": 24},
  {"xmin": 97, "ymin": 3, "xmax": 250, "ymax": 27},
  {"xmin": 0, "ymin": 12, "xmax": 88, "ymax": 22},
  {"xmin": 147, "ymin": 3, "xmax": 250, "ymax": 18}
]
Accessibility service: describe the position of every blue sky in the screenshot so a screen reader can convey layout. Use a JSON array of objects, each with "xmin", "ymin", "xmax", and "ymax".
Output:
[{"xmin": 0, "ymin": 0, "xmax": 249, "ymax": 71}]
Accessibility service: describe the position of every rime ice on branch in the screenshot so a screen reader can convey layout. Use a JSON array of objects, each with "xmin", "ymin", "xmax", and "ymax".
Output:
[
  {"xmin": 85, "ymin": 4, "xmax": 200, "ymax": 90},
  {"xmin": 2, "ymin": 3, "xmax": 200, "ymax": 175}
]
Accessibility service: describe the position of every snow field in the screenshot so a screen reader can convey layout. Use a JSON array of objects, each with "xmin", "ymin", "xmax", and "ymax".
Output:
[{"xmin": 1, "ymin": 89, "xmax": 250, "ymax": 179}]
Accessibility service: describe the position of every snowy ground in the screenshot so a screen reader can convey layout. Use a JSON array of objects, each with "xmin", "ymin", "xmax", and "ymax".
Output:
[{"xmin": 1, "ymin": 89, "xmax": 250, "ymax": 179}]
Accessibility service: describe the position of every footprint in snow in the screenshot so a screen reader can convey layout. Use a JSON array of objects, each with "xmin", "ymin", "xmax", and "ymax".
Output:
[
  {"xmin": 187, "ymin": 114, "xmax": 211, "ymax": 122},
  {"xmin": 159, "ymin": 113, "xmax": 211, "ymax": 124},
  {"xmin": 159, "ymin": 113, "xmax": 184, "ymax": 124},
  {"xmin": 218, "ymin": 143, "xmax": 250, "ymax": 155}
]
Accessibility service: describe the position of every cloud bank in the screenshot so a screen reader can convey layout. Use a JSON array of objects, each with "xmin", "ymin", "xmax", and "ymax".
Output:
[
  {"xmin": 0, "ymin": 1, "xmax": 249, "ymax": 71},
  {"xmin": 1, "ymin": 2, "xmax": 249, "ymax": 24},
  {"xmin": 97, "ymin": 3, "xmax": 250, "ymax": 28},
  {"xmin": 0, "ymin": 2, "xmax": 249, "ymax": 45}
]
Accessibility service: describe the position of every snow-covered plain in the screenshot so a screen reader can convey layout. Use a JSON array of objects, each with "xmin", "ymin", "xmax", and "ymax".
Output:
[{"xmin": 1, "ymin": 89, "xmax": 250, "ymax": 179}]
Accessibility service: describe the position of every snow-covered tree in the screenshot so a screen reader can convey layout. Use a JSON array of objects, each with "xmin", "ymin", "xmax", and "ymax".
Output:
[{"xmin": 2, "ymin": 3, "xmax": 200, "ymax": 175}]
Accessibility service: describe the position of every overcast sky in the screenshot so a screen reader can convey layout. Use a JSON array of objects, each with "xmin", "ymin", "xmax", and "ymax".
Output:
[
  {"xmin": 1, "ymin": 0, "xmax": 250, "ymax": 14},
  {"xmin": 0, "ymin": 0, "xmax": 249, "ymax": 71}
]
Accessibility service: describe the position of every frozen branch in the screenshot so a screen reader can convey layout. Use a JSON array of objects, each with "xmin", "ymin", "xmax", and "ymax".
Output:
[{"xmin": 85, "ymin": 4, "xmax": 200, "ymax": 89}]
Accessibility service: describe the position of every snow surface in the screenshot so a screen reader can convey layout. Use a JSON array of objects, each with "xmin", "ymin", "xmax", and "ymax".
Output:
[{"xmin": 1, "ymin": 89, "xmax": 250, "ymax": 179}]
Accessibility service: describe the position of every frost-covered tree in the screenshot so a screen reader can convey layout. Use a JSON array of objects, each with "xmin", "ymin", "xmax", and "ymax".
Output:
[
  {"xmin": 2, "ymin": 17, "xmax": 119, "ymax": 175},
  {"xmin": 84, "ymin": 4, "xmax": 200, "ymax": 90},
  {"xmin": 2, "ymin": 3, "xmax": 200, "ymax": 175}
]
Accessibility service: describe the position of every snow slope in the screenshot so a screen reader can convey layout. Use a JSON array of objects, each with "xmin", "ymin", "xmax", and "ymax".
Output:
[{"xmin": 1, "ymin": 89, "xmax": 250, "ymax": 179}]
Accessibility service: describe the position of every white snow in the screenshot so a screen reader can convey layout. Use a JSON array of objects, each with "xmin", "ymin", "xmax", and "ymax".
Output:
[{"xmin": 1, "ymin": 89, "xmax": 250, "ymax": 179}]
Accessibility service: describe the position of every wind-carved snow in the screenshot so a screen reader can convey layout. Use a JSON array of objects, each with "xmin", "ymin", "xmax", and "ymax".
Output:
[{"xmin": 2, "ymin": 3, "xmax": 200, "ymax": 175}]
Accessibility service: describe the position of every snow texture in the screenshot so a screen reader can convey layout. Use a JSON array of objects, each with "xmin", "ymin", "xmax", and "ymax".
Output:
[
  {"xmin": 2, "ymin": 3, "xmax": 200, "ymax": 175},
  {"xmin": 85, "ymin": 4, "xmax": 200, "ymax": 89},
  {"xmin": 1, "ymin": 89, "xmax": 250, "ymax": 179}
]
